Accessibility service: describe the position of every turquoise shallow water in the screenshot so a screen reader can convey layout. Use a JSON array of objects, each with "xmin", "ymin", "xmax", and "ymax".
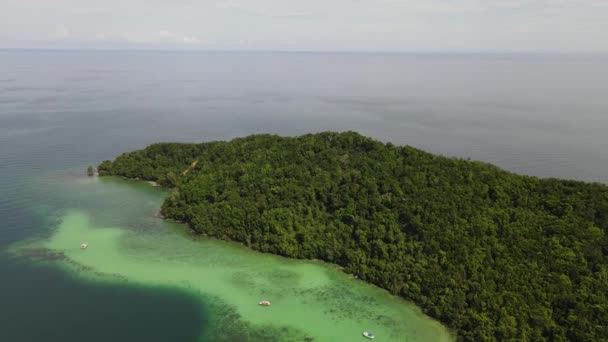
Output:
[
  {"xmin": 0, "ymin": 173, "xmax": 205, "ymax": 342},
  {"xmin": 8, "ymin": 174, "xmax": 453, "ymax": 341}
]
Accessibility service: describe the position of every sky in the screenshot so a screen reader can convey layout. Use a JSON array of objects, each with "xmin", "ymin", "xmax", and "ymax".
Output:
[{"xmin": 1, "ymin": 0, "xmax": 608, "ymax": 51}]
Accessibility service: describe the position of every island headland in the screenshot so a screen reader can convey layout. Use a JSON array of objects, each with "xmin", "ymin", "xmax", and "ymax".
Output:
[{"xmin": 98, "ymin": 131, "xmax": 608, "ymax": 341}]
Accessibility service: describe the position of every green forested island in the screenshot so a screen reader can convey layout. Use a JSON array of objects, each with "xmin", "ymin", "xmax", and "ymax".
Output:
[{"xmin": 98, "ymin": 132, "xmax": 608, "ymax": 341}]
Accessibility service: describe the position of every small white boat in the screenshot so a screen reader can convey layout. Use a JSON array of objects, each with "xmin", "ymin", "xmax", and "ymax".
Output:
[
  {"xmin": 258, "ymin": 300, "xmax": 271, "ymax": 306},
  {"xmin": 80, "ymin": 243, "xmax": 89, "ymax": 249},
  {"xmin": 363, "ymin": 331, "xmax": 375, "ymax": 339}
]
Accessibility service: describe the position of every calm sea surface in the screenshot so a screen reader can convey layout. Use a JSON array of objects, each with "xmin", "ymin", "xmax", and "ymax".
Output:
[{"xmin": 1, "ymin": 50, "xmax": 607, "ymax": 341}]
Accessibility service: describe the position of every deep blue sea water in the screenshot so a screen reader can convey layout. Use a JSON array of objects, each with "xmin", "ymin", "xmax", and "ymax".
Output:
[{"xmin": 1, "ymin": 50, "xmax": 607, "ymax": 341}]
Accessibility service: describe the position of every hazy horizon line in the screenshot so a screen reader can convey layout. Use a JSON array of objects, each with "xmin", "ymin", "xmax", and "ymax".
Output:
[{"xmin": 2, "ymin": 47, "xmax": 608, "ymax": 55}]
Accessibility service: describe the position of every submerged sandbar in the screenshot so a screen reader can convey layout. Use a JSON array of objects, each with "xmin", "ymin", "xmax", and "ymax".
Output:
[{"xmin": 10, "ymin": 176, "xmax": 453, "ymax": 341}]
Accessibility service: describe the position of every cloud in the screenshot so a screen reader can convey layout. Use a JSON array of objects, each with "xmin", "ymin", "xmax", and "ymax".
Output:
[
  {"xmin": 214, "ymin": 1, "xmax": 312, "ymax": 18},
  {"xmin": 379, "ymin": 0, "xmax": 608, "ymax": 12},
  {"xmin": 70, "ymin": 7, "xmax": 116, "ymax": 16},
  {"xmin": 92, "ymin": 30, "xmax": 203, "ymax": 45},
  {"xmin": 380, "ymin": 0, "xmax": 485, "ymax": 13},
  {"xmin": 158, "ymin": 30, "xmax": 201, "ymax": 44},
  {"xmin": 49, "ymin": 24, "xmax": 70, "ymax": 40}
]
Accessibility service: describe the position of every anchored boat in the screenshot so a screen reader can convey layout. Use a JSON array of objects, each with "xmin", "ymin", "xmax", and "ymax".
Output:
[
  {"xmin": 362, "ymin": 331, "xmax": 375, "ymax": 339},
  {"xmin": 258, "ymin": 300, "xmax": 271, "ymax": 306},
  {"xmin": 80, "ymin": 242, "xmax": 89, "ymax": 249}
]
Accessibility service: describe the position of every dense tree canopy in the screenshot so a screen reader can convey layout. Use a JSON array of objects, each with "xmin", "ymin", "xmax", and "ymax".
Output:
[{"xmin": 99, "ymin": 132, "xmax": 608, "ymax": 341}]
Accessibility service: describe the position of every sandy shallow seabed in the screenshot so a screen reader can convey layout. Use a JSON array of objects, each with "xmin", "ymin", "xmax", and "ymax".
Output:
[{"xmin": 8, "ymin": 175, "xmax": 453, "ymax": 342}]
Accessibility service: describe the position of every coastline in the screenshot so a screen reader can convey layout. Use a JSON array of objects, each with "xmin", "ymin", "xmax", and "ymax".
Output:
[
  {"xmin": 95, "ymin": 132, "xmax": 608, "ymax": 341},
  {"xmin": 8, "ymin": 178, "xmax": 454, "ymax": 341}
]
